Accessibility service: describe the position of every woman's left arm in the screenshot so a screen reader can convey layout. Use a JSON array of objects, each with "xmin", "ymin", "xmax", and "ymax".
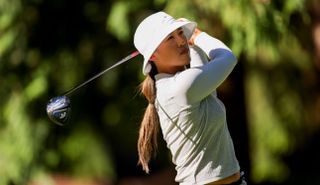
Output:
[{"xmin": 174, "ymin": 32, "xmax": 237, "ymax": 104}]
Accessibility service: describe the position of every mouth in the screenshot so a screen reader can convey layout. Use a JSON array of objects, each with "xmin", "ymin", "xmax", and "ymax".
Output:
[{"xmin": 179, "ymin": 46, "xmax": 189, "ymax": 55}]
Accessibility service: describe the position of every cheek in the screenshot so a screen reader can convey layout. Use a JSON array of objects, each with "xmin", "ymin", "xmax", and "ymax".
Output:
[
  {"xmin": 155, "ymin": 41, "xmax": 183, "ymax": 62},
  {"xmin": 156, "ymin": 45, "xmax": 174, "ymax": 59},
  {"xmin": 164, "ymin": 50, "xmax": 181, "ymax": 64}
]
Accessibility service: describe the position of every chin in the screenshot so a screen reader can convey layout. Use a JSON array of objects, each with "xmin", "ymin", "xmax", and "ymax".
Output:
[{"xmin": 183, "ymin": 55, "xmax": 191, "ymax": 65}]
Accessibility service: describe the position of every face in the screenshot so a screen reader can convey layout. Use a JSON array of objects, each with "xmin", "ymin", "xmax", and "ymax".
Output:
[{"xmin": 151, "ymin": 28, "xmax": 190, "ymax": 74}]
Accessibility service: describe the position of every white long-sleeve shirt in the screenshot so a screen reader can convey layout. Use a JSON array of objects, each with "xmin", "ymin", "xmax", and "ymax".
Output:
[{"xmin": 155, "ymin": 32, "xmax": 240, "ymax": 185}]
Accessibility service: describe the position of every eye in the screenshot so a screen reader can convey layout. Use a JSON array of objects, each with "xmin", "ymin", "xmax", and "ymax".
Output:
[{"xmin": 166, "ymin": 35, "xmax": 174, "ymax": 41}]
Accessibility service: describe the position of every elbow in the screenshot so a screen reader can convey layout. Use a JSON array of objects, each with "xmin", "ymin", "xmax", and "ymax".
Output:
[
  {"xmin": 209, "ymin": 48, "xmax": 238, "ymax": 66},
  {"xmin": 225, "ymin": 50, "xmax": 238, "ymax": 66}
]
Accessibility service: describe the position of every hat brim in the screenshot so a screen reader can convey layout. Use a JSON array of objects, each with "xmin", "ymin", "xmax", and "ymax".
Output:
[{"xmin": 143, "ymin": 21, "xmax": 197, "ymax": 75}]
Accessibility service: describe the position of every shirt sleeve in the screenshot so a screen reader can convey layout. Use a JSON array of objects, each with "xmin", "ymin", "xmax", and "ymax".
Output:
[
  {"xmin": 189, "ymin": 45, "xmax": 209, "ymax": 67},
  {"xmin": 174, "ymin": 32, "xmax": 237, "ymax": 105}
]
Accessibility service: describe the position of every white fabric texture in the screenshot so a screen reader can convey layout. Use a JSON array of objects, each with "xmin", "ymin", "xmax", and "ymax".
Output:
[{"xmin": 155, "ymin": 32, "xmax": 240, "ymax": 185}]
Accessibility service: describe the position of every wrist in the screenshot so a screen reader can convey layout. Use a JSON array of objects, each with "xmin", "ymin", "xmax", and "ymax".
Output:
[{"xmin": 189, "ymin": 28, "xmax": 202, "ymax": 45}]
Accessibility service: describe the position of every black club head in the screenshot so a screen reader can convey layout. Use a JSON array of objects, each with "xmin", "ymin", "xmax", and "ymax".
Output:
[{"xmin": 46, "ymin": 95, "xmax": 71, "ymax": 126}]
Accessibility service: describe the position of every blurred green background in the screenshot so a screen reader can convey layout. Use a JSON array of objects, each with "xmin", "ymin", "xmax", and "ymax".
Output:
[{"xmin": 1, "ymin": 0, "xmax": 320, "ymax": 185}]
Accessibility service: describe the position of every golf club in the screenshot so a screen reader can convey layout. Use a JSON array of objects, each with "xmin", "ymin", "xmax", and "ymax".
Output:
[{"xmin": 46, "ymin": 50, "xmax": 140, "ymax": 126}]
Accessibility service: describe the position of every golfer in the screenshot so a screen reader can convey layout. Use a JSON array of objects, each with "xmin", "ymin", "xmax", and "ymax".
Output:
[{"xmin": 134, "ymin": 11, "xmax": 246, "ymax": 185}]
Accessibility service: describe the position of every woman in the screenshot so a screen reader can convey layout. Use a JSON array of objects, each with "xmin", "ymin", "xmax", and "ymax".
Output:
[{"xmin": 134, "ymin": 11, "xmax": 246, "ymax": 185}]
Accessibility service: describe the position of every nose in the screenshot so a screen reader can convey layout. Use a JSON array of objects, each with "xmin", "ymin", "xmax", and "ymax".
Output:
[{"xmin": 174, "ymin": 33, "xmax": 187, "ymax": 46}]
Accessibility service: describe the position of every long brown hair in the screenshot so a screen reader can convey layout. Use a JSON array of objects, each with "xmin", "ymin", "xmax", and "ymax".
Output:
[{"xmin": 138, "ymin": 64, "xmax": 160, "ymax": 173}]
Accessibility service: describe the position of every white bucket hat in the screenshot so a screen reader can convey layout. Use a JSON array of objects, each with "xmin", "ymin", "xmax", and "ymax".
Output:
[{"xmin": 134, "ymin": 11, "xmax": 197, "ymax": 75}]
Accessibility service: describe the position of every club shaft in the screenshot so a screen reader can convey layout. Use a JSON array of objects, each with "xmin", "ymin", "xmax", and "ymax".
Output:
[{"xmin": 63, "ymin": 51, "xmax": 140, "ymax": 96}]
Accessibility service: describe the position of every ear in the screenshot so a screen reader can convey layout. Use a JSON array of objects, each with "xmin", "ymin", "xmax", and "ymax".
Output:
[{"xmin": 149, "ymin": 54, "xmax": 157, "ymax": 62}]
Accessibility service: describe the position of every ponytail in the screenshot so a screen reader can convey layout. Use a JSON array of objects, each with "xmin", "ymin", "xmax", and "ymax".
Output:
[{"xmin": 138, "ymin": 65, "xmax": 160, "ymax": 173}]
